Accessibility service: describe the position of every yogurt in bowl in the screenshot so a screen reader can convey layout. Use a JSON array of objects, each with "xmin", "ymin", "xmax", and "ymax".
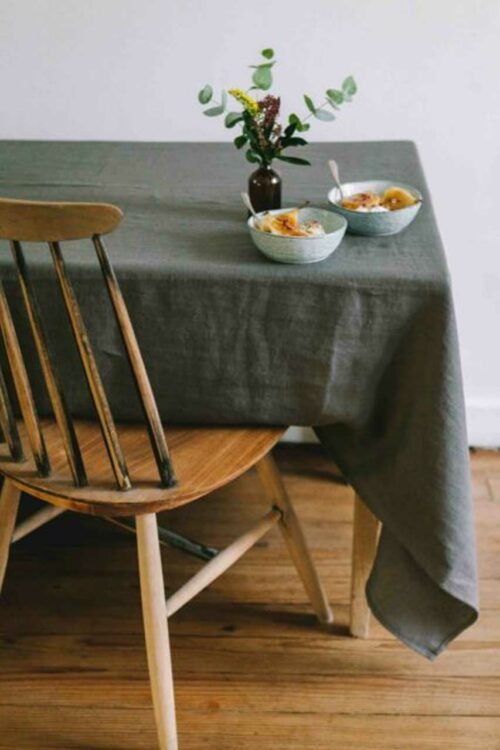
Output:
[
  {"xmin": 328, "ymin": 180, "xmax": 423, "ymax": 236},
  {"xmin": 248, "ymin": 207, "xmax": 347, "ymax": 264}
]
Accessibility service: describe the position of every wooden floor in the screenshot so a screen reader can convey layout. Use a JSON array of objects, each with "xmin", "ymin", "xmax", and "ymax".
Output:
[{"xmin": 0, "ymin": 446, "xmax": 499, "ymax": 749}]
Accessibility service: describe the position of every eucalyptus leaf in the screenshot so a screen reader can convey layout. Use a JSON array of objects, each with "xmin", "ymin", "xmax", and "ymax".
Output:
[
  {"xmin": 342, "ymin": 76, "xmax": 357, "ymax": 96},
  {"xmin": 203, "ymin": 105, "xmax": 224, "ymax": 117},
  {"xmin": 252, "ymin": 65, "xmax": 272, "ymax": 90},
  {"xmin": 225, "ymin": 112, "xmax": 243, "ymax": 128},
  {"xmin": 326, "ymin": 88, "xmax": 343, "ymax": 105},
  {"xmin": 261, "ymin": 48, "xmax": 274, "ymax": 59},
  {"xmin": 276, "ymin": 155, "xmax": 311, "ymax": 166},
  {"xmin": 234, "ymin": 134, "xmax": 247, "ymax": 149},
  {"xmin": 220, "ymin": 89, "xmax": 227, "ymax": 110},
  {"xmin": 315, "ymin": 108, "xmax": 336, "ymax": 122},
  {"xmin": 292, "ymin": 116, "xmax": 309, "ymax": 133},
  {"xmin": 198, "ymin": 85, "xmax": 213, "ymax": 105},
  {"xmin": 304, "ymin": 95, "xmax": 316, "ymax": 115}
]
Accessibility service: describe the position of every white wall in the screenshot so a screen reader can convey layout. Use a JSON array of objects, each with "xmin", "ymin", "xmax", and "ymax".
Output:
[{"xmin": 0, "ymin": 0, "xmax": 499, "ymax": 444}]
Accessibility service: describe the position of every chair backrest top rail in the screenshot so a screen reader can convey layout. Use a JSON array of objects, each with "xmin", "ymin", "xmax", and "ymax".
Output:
[{"xmin": 0, "ymin": 198, "xmax": 123, "ymax": 242}]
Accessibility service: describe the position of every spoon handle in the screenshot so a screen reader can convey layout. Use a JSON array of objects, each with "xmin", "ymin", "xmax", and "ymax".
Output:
[
  {"xmin": 328, "ymin": 159, "xmax": 344, "ymax": 201},
  {"xmin": 241, "ymin": 191, "xmax": 258, "ymax": 217}
]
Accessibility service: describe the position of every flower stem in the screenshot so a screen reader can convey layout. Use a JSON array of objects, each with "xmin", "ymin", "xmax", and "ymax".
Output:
[{"xmin": 302, "ymin": 98, "xmax": 332, "ymax": 122}]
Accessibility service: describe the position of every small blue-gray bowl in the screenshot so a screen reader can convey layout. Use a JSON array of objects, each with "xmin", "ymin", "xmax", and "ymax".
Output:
[
  {"xmin": 248, "ymin": 207, "xmax": 347, "ymax": 264},
  {"xmin": 328, "ymin": 180, "xmax": 423, "ymax": 236}
]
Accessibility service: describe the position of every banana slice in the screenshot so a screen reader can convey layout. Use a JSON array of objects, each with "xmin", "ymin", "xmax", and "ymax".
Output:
[
  {"xmin": 260, "ymin": 209, "xmax": 309, "ymax": 237},
  {"xmin": 341, "ymin": 191, "xmax": 380, "ymax": 210},
  {"xmin": 381, "ymin": 187, "xmax": 417, "ymax": 210}
]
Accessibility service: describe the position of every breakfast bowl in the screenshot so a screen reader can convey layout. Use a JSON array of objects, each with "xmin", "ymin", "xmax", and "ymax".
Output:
[
  {"xmin": 247, "ymin": 207, "xmax": 347, "ymax": 264},
  {"xmin": 327, "ymin": 180, "xmax": 423, "ymax": 236}
]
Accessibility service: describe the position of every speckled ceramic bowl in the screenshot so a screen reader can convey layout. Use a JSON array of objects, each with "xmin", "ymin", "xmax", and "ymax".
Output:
[
  {"xmin": 248, "ymin": 207, "xmax": 347, "ymax": 264},
  {"xmin": 327, "ymin": 180, "xmax": 423, "ymax": 236}
]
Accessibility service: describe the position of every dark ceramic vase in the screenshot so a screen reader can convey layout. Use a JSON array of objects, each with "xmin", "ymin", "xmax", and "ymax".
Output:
[{"xmin": 248, "ymin": 164, "xmax": 282, "ymax": 213}]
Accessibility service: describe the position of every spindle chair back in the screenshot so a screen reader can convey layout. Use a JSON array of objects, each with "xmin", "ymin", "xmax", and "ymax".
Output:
[{"xmin": 0, "ymin": 197, "xmax": 175, "ymax": 494}]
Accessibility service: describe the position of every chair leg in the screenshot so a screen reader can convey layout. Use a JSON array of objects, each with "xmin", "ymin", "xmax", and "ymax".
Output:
[
  {"xmin": 350, "ymin": 492, "xmax": 380, "ymax": 638},
  {"xmin": 136, "ymin": 513, "xmax": 178, "ymax": 750},
  {"xmin": 0, "ymin": 478, "xmax": 21, "ymax": 594},
  {"xmin": 255, "ymin": 453, "xmax": 333, "ymax": 624}
]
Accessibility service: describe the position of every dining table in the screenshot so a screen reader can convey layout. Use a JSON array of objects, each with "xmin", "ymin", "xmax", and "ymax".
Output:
[{"xmin": 0, "ymin": 139, "xmax": 478, "ymax": 659}]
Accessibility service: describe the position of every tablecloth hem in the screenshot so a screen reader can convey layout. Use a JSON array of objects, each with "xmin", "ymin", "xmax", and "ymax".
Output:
[
  {"xmin": 366, "ymin": 580, "xmax": 478, "ymax": 660},
  {"xmin": 314, "ymin": 426, "xmax": 478, "ymax": 658}
]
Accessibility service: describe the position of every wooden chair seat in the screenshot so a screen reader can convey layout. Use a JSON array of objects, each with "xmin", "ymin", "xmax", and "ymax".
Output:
[{"xmin": 0, "ymin": 419, "xmax": 285, "ymax": 516}]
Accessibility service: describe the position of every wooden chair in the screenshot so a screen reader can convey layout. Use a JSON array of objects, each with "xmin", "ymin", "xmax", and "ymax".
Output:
[{"xmin": 0, "ymin": 198, "xmax": 338, "ymax": 750}]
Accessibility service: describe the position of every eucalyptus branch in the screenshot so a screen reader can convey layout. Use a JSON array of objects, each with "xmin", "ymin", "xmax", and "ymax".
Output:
[
  {"xmin": 197, "ymin": 49, "xmax": 357, "ymax": 167},
  {"xmin": 302, "ymin": 99, "xmax": 331, "ymax": 123}
]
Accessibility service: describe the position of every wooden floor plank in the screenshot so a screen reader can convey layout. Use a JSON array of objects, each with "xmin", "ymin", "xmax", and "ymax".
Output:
[
  {"xmin": 0, "ymin": 447, "xmax": 498, "ymax": 749},
  {"xmin": 2, "ymin": 673, "xmax": 500, "ymax": 715},
  {"xmin": 0, "ymin": 708, "xmax": 499, "ymax": 750},
  {"xmin": 1, "ymin": 633, "xmax": 500, "ymax": 678}
]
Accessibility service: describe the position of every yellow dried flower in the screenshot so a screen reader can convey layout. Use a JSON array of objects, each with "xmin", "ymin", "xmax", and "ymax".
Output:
[{"xmin": 228, "ymin": 88, "xmax": 260, "ymax": 116}]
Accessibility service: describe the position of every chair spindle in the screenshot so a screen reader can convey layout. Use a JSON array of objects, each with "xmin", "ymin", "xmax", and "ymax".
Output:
[
  {"xmin": 93, "ymin": 235, "xmax": 176, "ymax": 488},
  {"xmin": 10, "ymin": 240, "xmax": 87, "ymax": 486},
  {"xmin": 0, "ymin": 364, "xmax": 24, "ymax": 462},
  {"xmin": 48, "ymin": 241, "xmax": 131, "ymax": 491},
  {"xmin": 0, "ymin": 283, "xmax": 50, "ymax": 476}
]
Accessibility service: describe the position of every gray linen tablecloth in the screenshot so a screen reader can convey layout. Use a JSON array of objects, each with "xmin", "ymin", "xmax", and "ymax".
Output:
[{"xmin": 0, "ymin": 140, "xmax": 478, "ymax": 658}]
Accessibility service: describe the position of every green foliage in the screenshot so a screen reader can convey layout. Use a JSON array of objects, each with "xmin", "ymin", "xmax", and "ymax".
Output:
[
  {"xmin": 288, "ymin": 113, "xmax": 310, "ymax": 133},
  {"xmin": 203, "ymin": 89, "xmax": 227, "ymax": 117},
  {"xmin": 203, "ymin": 105, "xmax": 224, "ymax": 117},
  {"xmin": 276, "ymin": 155, "xmax": 311, "ymax": 166},
  {"xmin": 225, "ymin": 112, "xmax": 242, "ymax": 128},
  {"xmin": 197, "ymin": 50, "xmax": 358, "ymax": 168},
  {"xmin": 198, "ymin": 85, "xmax": 213, "ymax": 104},
  {"xmin": 326, "ymin": 89, "xmax": 343, "ymax": 106},
  {"xmin": 342, "ymin": 76, "xmax": 357, "ymax": 100},
  {"xmin": 245, "ymin": 149, "xmax": 261, "ymax": 164},
  {"xmin": 252, "ymin": 64, "xmax": 273, "ymax": 90},
  {"xmin": 234, "ymin": 134, "xmax": 247, "ymax": 149},
  {"xmin": 315, "ymin": 109, "xmax": 335, "ymax": 122},
  {"xmin": 304, "ymin": 95, "xmax": 316, "ymax": 114}
]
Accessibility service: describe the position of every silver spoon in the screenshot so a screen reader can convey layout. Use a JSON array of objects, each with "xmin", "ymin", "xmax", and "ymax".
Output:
[
  {"xmin": 241, "ymin": 193, "xmax": 311, "ymax": 233},
  {"xmin": 241, "ymin": 192, "xmax": 262, "ymax": 228},
  {"xmin": 328, "ymin": 159, "xmax": 345, "ymax": 202}
]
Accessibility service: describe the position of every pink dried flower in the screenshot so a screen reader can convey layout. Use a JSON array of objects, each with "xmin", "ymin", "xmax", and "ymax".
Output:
[{"xmin": 259, "ymin": 95, "xmax": 281, "ymax": 128}]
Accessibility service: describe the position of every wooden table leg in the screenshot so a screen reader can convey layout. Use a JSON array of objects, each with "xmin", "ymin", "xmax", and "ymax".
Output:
[
  {"xmin": 0, "ymin": 479, "xmax": 21, "ymax": 594},
  {"xmin": 350, "ymin": 492, "xmax": 381, "ymax": 638}
]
